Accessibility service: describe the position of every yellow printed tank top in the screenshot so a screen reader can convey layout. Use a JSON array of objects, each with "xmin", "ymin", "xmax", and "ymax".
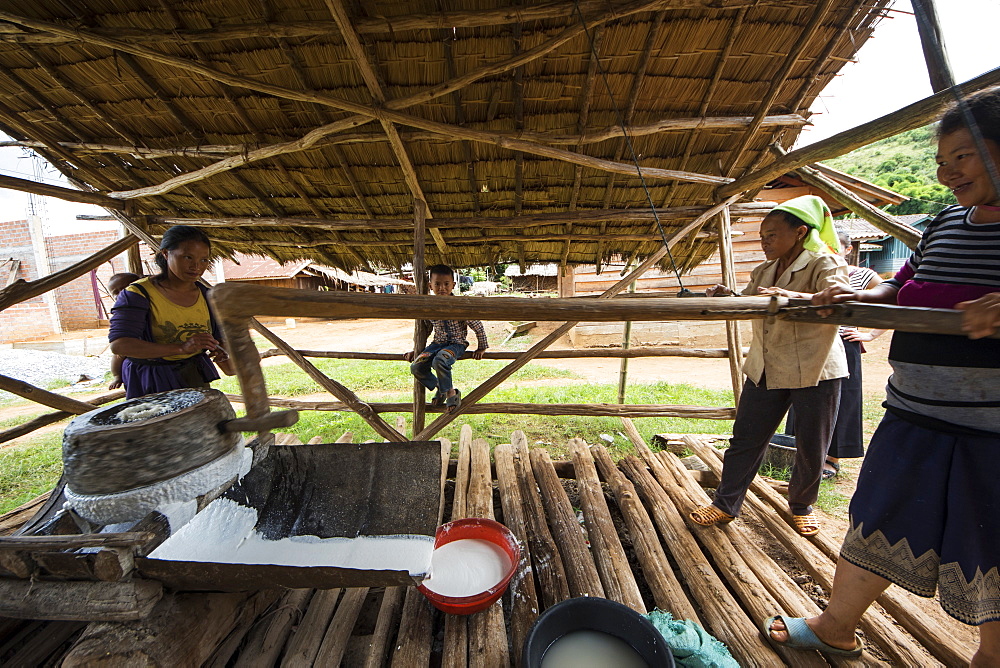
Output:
[{"xmin": 126, "ymin": 277, "xmax": 211, "ymax": 361}]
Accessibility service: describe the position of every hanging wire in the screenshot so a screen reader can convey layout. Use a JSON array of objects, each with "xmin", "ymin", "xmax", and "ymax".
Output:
[{"xmin": 570, "ymin": 0, "xmax": 694, "ymax": 295}]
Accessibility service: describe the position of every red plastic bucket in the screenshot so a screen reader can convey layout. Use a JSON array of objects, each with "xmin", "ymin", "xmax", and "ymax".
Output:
[{"xmin": 417, "ymin": 517, "xmax": 521, "ymax": 615}]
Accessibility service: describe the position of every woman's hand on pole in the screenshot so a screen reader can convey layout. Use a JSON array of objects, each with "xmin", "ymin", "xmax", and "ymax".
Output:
[{"xmin": 956, "ymin": 292, "xmax": 1000, "ymax": 339}]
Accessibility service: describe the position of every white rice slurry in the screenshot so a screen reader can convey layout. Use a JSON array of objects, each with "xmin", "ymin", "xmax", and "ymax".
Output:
[{"xmin": 149, "ymin": 497, "xmax": 435, "ymax": 576}]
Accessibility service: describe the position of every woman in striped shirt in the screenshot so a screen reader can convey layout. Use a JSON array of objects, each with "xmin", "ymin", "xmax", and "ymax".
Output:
[{"xmin": 766, "ymin": 88, "xmax": 1000, "ymax": 663}]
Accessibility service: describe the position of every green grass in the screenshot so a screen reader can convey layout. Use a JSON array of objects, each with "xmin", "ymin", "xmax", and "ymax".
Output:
[{"xmin": 0, "ymin": 432, "xmax": 62, "ymax": 515}]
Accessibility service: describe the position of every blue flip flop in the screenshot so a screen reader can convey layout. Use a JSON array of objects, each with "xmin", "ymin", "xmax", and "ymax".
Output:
[{"xmin": 762, "ymin": 616, "xmax": 863, "ymax": 658}]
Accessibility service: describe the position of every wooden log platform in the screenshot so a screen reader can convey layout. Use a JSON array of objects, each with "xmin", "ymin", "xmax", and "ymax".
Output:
[{"xmin": 0, "ymin": 430, "xmax": 976, "ymax": 666}]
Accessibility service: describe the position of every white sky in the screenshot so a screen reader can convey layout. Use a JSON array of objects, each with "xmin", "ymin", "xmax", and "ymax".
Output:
[{"xmin": 1, "ymin": 0, "xmax": 998, "ymax": 235}]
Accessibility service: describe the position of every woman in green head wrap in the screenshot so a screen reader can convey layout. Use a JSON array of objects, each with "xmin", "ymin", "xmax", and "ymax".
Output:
[{"xmin": 690, "ymin": 195, "xmax": 849, "ymax": 537}]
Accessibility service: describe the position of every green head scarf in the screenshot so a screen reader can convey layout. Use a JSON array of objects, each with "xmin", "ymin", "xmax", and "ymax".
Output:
[{"xmin": 772, "ymin": 195, "xmax": 841, "ymax": 255}]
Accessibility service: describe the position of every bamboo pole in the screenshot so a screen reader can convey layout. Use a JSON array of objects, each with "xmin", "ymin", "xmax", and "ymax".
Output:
[
  {"xmin": 718, "ymin": 67, "xmax": 1000, "ymax": 198},
  {"xmin": 0, "ymin": 234, "xmax": 137, "ymax": 311},
  {"xmin": 568, "ymin": 439, "xmax": 645, "ymax": 612},
  {"xmin": 257, "ymin": 346, "xmax": 743, "ymax": 360},
  {"xmin": 716, "ymin": 206, "xmax": 744, "ymax": 405}
]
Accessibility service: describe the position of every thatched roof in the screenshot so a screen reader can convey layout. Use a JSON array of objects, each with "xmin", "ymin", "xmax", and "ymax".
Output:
[{"xmin": 0, "ymin": 0, "xmax": 890, "ymax": 273}]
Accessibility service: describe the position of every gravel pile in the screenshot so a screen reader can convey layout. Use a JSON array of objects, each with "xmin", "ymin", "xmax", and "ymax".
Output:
[{"xmin": 0, "ymin": 349, "xmax": 112, "ymax": 399}]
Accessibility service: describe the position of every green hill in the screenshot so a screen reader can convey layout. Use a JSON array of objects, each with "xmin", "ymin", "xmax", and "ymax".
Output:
[{"xmin": 823, "ymin": 125, "xmax": 955, "ymax": 215}]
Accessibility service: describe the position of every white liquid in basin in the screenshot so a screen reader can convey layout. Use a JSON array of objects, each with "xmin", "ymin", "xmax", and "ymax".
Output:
[
  {"xmin": 541, "ymin": 630, "xmax": 648, "ymax": 668},
  {"xmin": 422, "ymin": 538, "xmax": 512, "ymax": 597}
]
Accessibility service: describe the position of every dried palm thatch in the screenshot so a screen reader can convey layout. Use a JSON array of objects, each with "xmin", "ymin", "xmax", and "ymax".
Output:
[{"xmin": 0, "ymin": 0, "xmax": 890, "ymax": 273}]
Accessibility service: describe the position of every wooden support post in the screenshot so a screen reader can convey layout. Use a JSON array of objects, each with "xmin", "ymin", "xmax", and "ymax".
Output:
[
  {"xmin": 233, "ymin": 589, "xmax": 314, "ymax": 668},
  {"xmin": 529, "ymin": 448, "xmax": 604, "ymax": 598},
  {"xmin": 617, "ymin": 275, "xmax": 636, "ymax": 404},
  {"xmin": 591, "ymin": 445, "xmax": 701, "ymax": 624},
  {"xmin": 467, "ymin": 437, "xmax": 509, "ymax": 667},
  {"xmin": 716, "ymin": 206, "xmax": 744, "ymax": 405},
  {"xmin": 511, "ymin": 432, "xmax": 570, "ymax": 609},
  {"xmin": 619, "ymin": 456, "xmax": 783, "ymax": 666},
  {"xmin": 412, "ymin": 198, "xmax": 429, "ymax": 435},
  {"xmin": 126, "ymin": 242, "xmax": 143, "ymax": 276},
  {"xmin": 568, "ymin": 438, "xmax": 645, "ymax": 612},
  {"xmin": 0, "ymin": 234, "xmax": 137, "ymax": 312},
  {"xmin": 494, "ymin": 442, "xmax": 540, "ymax": 666}
]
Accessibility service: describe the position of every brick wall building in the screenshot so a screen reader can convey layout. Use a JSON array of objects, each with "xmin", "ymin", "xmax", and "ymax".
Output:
[{"xmin": 1, "ymin": 218, "xmax": 152, "ymax": 343}]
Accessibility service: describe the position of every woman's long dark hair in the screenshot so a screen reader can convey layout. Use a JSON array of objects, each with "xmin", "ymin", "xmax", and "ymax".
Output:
[{"xmin": 154, "ymin": 225, "xmax": 211, "ymax": 281}]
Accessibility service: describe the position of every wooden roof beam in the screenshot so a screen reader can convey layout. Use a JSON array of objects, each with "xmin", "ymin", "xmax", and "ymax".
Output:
[
  {"xmin": 0, "ymin": 114, "xmax": 808, "ymax": 158},
  {"xmin": 0, "ymin": 8, "xmax": 727, "ymax": 198},
  {"xmin": 565, "ymin": 25, "xmax": 605, "ymax": 264},
  {"xmin": 660, "ymin": 5, "xmax": 747, "ymax": 208},
  {"xmin": 0, "ymin": 0, "xmax": 751, "ymax": 43},
  {"xmin": 723, "ymin": 0, "xmax": 833, "ymax": 176},
  {"xmin": 150, "ymin": 202, "xmax": 775, "ymax": 231},
  {"xmin": 0, "ymin": 173, "xmax": 124, "ymax": 209},
  {"xmin": 323, "ymin": 0, "xmax": 448, "ymax": 255},
  {"xmin": 273, "ymin": 162, "xmax": 370, "ymax": 270},
  {"xmin": 717, "ymin": 66, "xmax": 1000, "ymax": 199}
]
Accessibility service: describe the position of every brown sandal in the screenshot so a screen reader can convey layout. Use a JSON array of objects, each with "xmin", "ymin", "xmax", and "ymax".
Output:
[
  {"xmin": 689, "ymin": 505, "xmax": 735, "ymax": 527},
  {"xmin": 791, "ymin": 513, "xmax": 820, "ymax": 536}
]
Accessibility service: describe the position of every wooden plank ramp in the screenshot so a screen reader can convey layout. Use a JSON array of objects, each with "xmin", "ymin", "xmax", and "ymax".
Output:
[{"xmin": 0, "ymin": 429, "xmax": 977, "ymax": 666}]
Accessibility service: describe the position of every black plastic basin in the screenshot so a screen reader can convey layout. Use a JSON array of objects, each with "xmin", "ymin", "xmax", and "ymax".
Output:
[{"xmin": 522, "ymin": 597, "xmax": 675, "ymax": 667}]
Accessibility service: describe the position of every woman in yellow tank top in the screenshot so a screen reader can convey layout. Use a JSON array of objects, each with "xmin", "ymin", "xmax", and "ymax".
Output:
[{"xmin": 109, "ymin": 226, "xmax": 232, "ymax": 398}]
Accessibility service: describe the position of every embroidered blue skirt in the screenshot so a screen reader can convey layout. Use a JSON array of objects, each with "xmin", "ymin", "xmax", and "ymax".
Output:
[{"xmin": 841, "ymin": 412, "xmax": 1000, "ymax": 625}]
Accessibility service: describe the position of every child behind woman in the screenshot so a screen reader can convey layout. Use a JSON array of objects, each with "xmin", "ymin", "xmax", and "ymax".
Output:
[{"xmin": 106, "ymin": 272, "xmax": 140, "ymax": 390}]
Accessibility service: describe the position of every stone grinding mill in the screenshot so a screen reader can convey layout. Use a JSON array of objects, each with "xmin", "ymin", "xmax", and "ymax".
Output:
[{"xmin": 60, "ymin": 388, "xmax": 296, "ymax": 525}]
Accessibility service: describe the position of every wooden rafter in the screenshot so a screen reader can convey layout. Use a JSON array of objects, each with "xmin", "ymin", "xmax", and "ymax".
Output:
[
  {"xmin": 724, "ymin": 0, "xmax": 833, "ymax": 176},
  {"xmin": 149, "ymin": 202, "xmax": 774, "ymax": 231},
  {"xmin": 244, "ymin": 231, "xmax": 721, "ymax": 248},
  {"xmin": 0, "ymin": 174, "xmax": 124, "ymax": 209},
  {"xmin": 0, "ymin": 114, "xmax": 808, "ymax": 158},
  {"xmin": 0, "ymin": 0, "xmax": 753, "ymax": 44},
  {"xmin": 717, "ymin": 67, "xmax": 1000, "ymax": 198},
  {"xmin": 0, "ymin": 9, "xmax": 728, "ymax": 202},
  {"xmin": 660, "ymin": 5, "xmax": 747, "ymax": 208},
  {"xmin": 324, "ymin": 0, "xmax": 448, "ymax": 255}
]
